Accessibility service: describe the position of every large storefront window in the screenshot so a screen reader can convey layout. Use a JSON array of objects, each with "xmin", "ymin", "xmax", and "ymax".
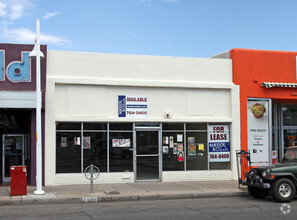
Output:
[
  {"xmin": 186, "ymin": 131, "xmax": 208, "ymax": 170},
  {"xmin": 272, "ymin": 103, "xmax": 297, "ymax": 162},
  {"xmin": 56, "ymin": 123, "xmax": 133, "ymax": 174},
  {"xmin": 162, "ymin": 131, "xmax": 185, "ymax": 171},
  {"xmin": 56, "ymin": 131, "xmax": 82, "ymax": 173},
  {"xmin": 109, "ymin": 131, "xmax": 133, "ymax": 172},
  {"xmin": 162, "ymin": 123, "xmax": 230, "ymax": 171},
  {"xmin": 208, "ymin": 124, "xmax": 231, "ymax": 170},
  {"xmin": 83, "ymin": 132, "xmax": 107, "ymax": 172},
  {"xmin": 56, "ymin": 122, "xmax": 231, "ymax": 174},
  {"xmin": 283, "ymin": 104, "xmax": 297, "ymax": 126}
]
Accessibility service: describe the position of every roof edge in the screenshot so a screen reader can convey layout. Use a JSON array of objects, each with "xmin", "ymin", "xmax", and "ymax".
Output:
[{"xmin": 210, "ymin": 50, "xmax": 231, "ymax": 59}]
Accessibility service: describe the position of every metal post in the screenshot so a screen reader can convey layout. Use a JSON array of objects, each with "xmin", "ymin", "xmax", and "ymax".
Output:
[
  {"xmin": 34, "ymin": 19, "xmax": 44, "ymax": 195},
  {"xmin": 84, "ymin": 164, "xmax": 99, "ymax": 194},
  {"xmin": 90, "ymin": 164, "xmax": 94, "ymax": 193}
]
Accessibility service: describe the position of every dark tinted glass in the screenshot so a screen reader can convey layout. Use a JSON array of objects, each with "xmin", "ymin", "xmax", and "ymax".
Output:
[
  {"xmin": 83, "ymin": 123, "xmax": 107, "ymax": 130},
  {"xmin": 162, "ymin": 123, "xmax": 184, "ymax": 130},
  {"xmin": 56, "ymin": 132, "xmax": 81, "ymax": 173},
  {"xmin": 83, "ymin": 132, "xmax": 107, "ymax": 172},
  {"xmin": 135, "ymin": 123, "xmax": 160, "ymax": 127},
  {"xmin": 109, "ymin": 123, "xmax": 133, "ymax": 130},
  {"xmin": 137, "ymin": 156, "xmax": 159, "ymax": 180},
  {"xmin": 162, "ymin": 132, "xmax": 184, "ymax": 171},
  {"xmin": 136, "ymin": 131, "xmax": 159, "ymax": 155},
  {"xmin": 186, "ymin": 123, "xmax": 207, "ymax": 130},
  {"xmin": 186, "ymin": 132, "xmax": 208, "ymax": 170},
  {"xmin": 56, "ymin": 122, "xmax": 81, "ymax": 130},
  {"xmin": 109, "ymin": 132, "xmax": 133, "ymax": 172},
  {"xmin": 283, "ymin": 104, "xmax": 297, "ymax": 126}
]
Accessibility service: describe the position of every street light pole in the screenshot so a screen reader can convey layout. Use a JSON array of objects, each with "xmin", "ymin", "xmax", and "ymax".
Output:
[{"xmin": 30, "ymin": 18, "xmax": 45, "ymax": 195}]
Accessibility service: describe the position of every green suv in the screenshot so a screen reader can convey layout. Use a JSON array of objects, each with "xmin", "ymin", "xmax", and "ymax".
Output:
[{"xmin": 246, "ymin": 147, "xmax": 297, "ymax": 202}]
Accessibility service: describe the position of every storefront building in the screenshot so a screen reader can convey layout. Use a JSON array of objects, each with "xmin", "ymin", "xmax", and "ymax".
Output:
[
  {"xmin": 215, "ymin": 49, "xmax": 297, "ymax": 167},
  {"xmin": 45, "ymin": 51, "xmax": 240, "ymax": 185},
  {"xmin": 0, "ymin": 43, "xmax": 47, "ymax": 185}
]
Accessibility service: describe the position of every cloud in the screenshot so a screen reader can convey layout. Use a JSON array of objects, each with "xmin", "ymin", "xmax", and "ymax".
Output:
[
  {"xmin": 0, "ymin": 27, "xmax": 71, "ymax": 45},
  {"xmin": 0, "ymin": 0, "xmax": 72, "ymax": 47},
  {"xmin": 9, "ymin": 4, "xmax": 23, "ymax": 20},
  {"xmin": 42, "ymin": 11, "xmax": 59, "ymax": 20},
  {"xmin": 0, "ymin": 2, "xmax": 7, "ymax": 17},
  {"xmin": 41, "ymin": 32, "xmax": 71, "ymax": 45},
  {"xmin": 0, "ymin": 0, "xmax": 33, "ymax": 20}
]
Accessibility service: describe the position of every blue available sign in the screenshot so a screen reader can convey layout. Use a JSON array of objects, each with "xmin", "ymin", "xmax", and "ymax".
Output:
[
  {"xmin": 209, "ymin": 142, "xmax": 230, "ymax": 153},
  {"xmin": 118, "ymin": 95, "xmax": 148, "ymax": 118},
  {"xmin": 118, "ymin": 95, "xmax": 126, "ymax": 117}
]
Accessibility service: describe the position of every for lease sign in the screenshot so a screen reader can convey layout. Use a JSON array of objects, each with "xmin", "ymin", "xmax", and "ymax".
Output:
[
  {"xmin": 118, "ymin": 95, "xmax": 148, "ymax": 118},
  {"xmin": 208, "ymin": 125, "xmax": 230, "ymax": 162}
]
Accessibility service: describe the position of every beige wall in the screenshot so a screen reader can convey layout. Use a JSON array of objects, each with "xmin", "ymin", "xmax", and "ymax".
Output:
[
  {"xmin": 45, "ymin": 51, "xmax": 240, "ymax": 185},
  {"xmin": 54, "ymin": 85, "xmax": 231, "ymax": 121},
  {"xmin": 47, "ymin": 51, "xmax": 232, "ymax": 83}
]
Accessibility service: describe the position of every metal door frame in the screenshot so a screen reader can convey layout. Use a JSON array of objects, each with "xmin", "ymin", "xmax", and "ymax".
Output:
[
  {"xmin": 133, "ymin": 126, "xmax": 162, "ymax": 182},
  {"xmin": 2, "ymin": 134, "xmax": 25, "ymax": 182}
]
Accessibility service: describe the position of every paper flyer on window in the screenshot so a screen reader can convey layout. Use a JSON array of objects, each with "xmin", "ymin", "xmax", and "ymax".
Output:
[
  {"xmin": 188, "ymin": 143, "xmax": 196, "ymax": 155},
  {"xmin": 163, "ymin": 145, "xmax": 169, "ymax": 154},
  {"xmin": 61, "ymin": 137, "xmax": 67, "ymax": 147},
  {"xmin": 177, "ymin": 134, "xmax": 183, "ymax": 142},
  {"xmin": 169, "ymin": 136, "xmax": 174, "ymax": 148},
  {"xmin": 83, "ymin": 137, "xmax": 91, "ymax": 149},
  {"xmin": 112, "ymin": 139, "xmax": 131, "ymax": 147}
]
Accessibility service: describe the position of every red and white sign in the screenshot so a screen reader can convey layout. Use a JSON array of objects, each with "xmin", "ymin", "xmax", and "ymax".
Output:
[
  {"xmin": 208, "ymin": 125, "xmax": 230, "ymax": 162},
  {"xmin": 272, "ymin": 150, "xmax": 278, "ymax": 164}
]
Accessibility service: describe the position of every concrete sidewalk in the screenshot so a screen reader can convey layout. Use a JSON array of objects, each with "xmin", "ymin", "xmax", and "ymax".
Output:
[{"xmin": 0, "ymin": 180, "xmax": 248, "ymax": 206}]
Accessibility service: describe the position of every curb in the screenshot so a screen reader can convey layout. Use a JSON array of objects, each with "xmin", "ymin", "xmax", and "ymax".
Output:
[{"xmin": 0, "ymin": 191, "xmax": 249, "ymax": 206}]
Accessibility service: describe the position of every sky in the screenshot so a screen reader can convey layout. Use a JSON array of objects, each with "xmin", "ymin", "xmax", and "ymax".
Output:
[{"xmin": 0, "ymin": 0, "xmax": 297, "ymax": 58}]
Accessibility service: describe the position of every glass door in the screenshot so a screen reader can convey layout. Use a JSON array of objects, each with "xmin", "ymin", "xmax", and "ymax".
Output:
[
  {"xmin": 2, "ymin": 134, "xmax": 24, "ymax": 182},
  {"xmin": 135, "ymin": 129, "xmax": 161, "ymax": 181}
]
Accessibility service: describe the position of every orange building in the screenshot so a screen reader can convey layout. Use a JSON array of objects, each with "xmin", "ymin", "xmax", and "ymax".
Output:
[{"xmin": 215, "ymin": 49, "xmax": 297, "ymax": 165}]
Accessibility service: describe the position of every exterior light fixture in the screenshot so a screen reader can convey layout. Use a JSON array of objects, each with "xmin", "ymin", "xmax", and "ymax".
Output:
[{"xmin": 29, "ymin": 43, "xmax": 45, "ymax": 59}]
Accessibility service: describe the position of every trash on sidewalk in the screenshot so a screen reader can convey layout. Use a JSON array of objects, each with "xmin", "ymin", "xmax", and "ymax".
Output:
[{"xmin": 104, "ymin": 190, "xmax": 120, "ymax": 195}]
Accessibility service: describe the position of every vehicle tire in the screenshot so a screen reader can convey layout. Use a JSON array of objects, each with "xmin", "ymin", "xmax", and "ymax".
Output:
[
  {"xmin": 248, "ymin": 186, "xmax": 270, "ymax": 198},
  {"xmin": 272, "ymin": 178, "xmax": 296, "ymax": 203}
]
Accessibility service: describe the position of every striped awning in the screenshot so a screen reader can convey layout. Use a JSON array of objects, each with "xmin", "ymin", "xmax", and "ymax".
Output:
[{"xmin": 261, "ymin": 82, "xmax": 297, "ymax": 88}]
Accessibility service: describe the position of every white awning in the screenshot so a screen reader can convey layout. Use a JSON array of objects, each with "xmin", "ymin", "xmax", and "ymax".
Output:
[
  {"xmin": 261, "ymin": 82, "xmax": 297, "ymax": 88},
  {"xmin": 0, "ymin": 91, "xmax": 37, "ymax": 108}
]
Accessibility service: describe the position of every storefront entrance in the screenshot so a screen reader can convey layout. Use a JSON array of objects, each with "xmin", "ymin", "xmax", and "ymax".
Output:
[
  {"xmin": 2, "ymin": 134, "xmax": 25, "ymax": 182},
  {"xmin": 135, "ymin": 128, "xmax": 161, "ymax": 181},
  {"xmin": 0, "ymin": 110, "xmax": 32, "ymax": 184},
  {"xmin": 273, "ymin": 103, "xmax": 297, "ymax": 162}
]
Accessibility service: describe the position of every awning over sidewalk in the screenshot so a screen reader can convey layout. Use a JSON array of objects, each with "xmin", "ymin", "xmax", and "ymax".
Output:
[{"xmin": 261, "ymin": 82, "xmax": 297, "ymax": 89}]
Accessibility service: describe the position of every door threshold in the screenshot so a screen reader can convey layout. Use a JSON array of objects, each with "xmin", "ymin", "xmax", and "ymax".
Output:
[{"xmin": 135, "ymin": 179, "xmax": 161, "ymax": 182}]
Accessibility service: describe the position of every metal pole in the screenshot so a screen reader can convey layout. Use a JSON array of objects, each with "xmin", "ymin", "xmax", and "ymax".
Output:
[
  {"xmin": 34, "ymin": 18, "xmax": 44, "ymax": 195},
  {"xmin": 90, "ymin": 164, "xmax": 94, "ymax": 193}
]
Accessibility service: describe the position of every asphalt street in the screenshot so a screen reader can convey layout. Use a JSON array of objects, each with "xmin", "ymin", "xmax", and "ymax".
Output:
[{"xmin": 0, "ymin": 196, "xmax": 296, "ymax": 220}]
